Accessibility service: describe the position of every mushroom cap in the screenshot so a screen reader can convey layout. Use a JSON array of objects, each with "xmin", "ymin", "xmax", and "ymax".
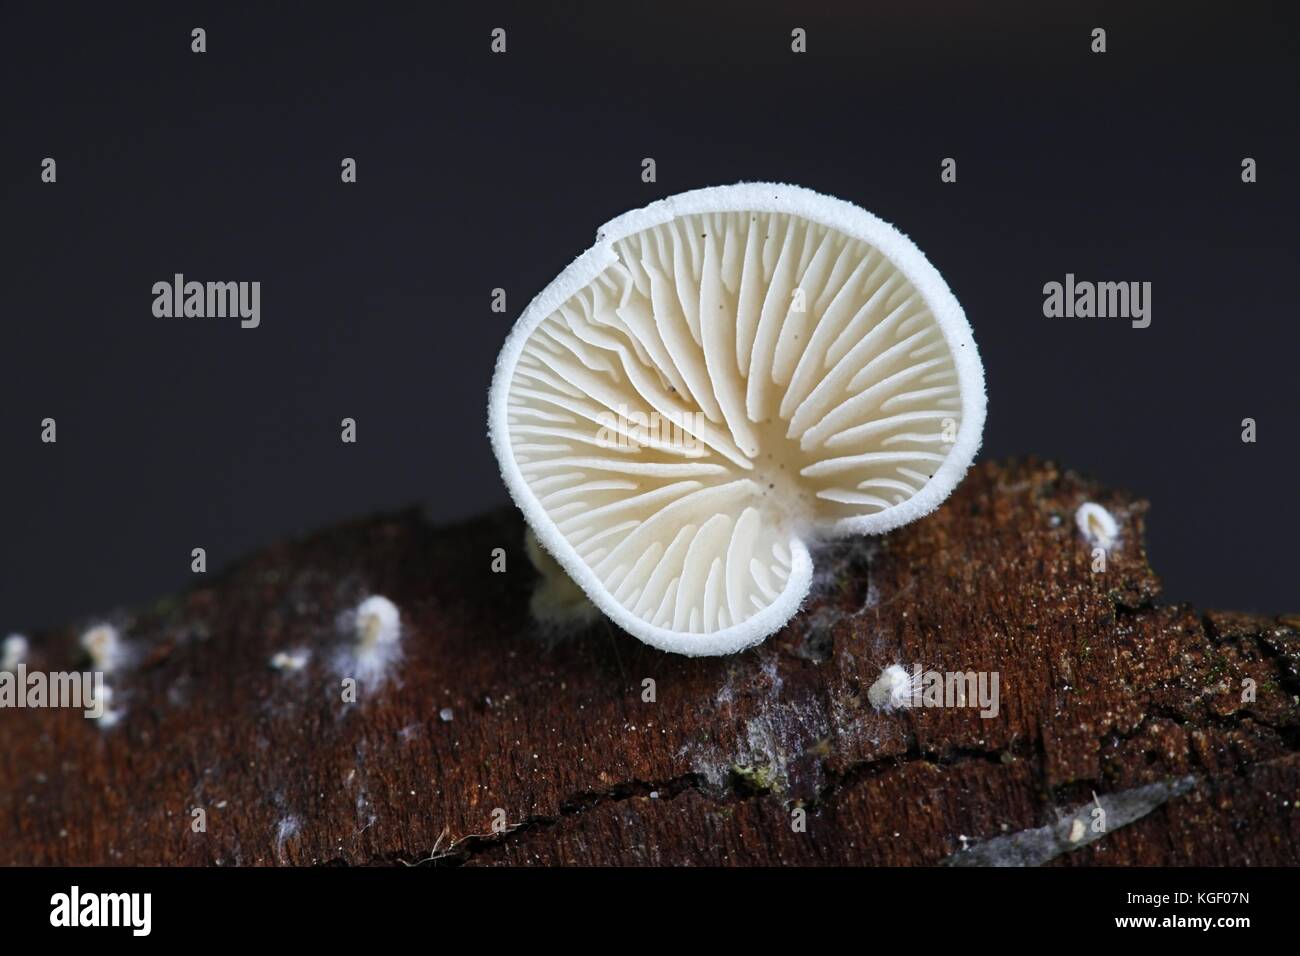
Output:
[{"xmin": 490, "ymin": 183, "xmax": 986, "ymax": 656}]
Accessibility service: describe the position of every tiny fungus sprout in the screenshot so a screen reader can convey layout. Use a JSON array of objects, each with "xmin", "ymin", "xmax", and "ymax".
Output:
[
  {"xmin": 490, "ymin": 183, "xmax": 986, "ymax": 655},
  {"xmin": 270, "ymin": 649, "xmax": 310, "ymax": 672},
  {"xmin": 2, "ymin": 634, "xmax": 28, "ymax": 672},
  {"xmin": 355, "ymin": 595, "xmax": 401, "ymax": 650},
  {"xmin": 338, "ymin": 594, "xmax": 403, "ymax": 685},
  {"xmin": 1075, "ymin": 502, "xmax": 1118, "ymax": 551},
  {"xmin": 80, "ymin": 624, "xmax": 124, "ymax": 672},
  {"xmin": 868, "ymin": 663, "xmax": 920, "ymax": 712}
]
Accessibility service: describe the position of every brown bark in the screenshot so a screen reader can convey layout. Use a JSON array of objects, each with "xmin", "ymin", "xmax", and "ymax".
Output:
[{"xmin": 2, "ymin": 458, "xmax": 1297, "ymax": 865}]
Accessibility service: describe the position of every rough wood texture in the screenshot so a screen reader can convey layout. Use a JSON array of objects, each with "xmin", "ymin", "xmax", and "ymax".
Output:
[{"xmin": 2, "ymin": 458, "xmax": 1297, "ymax": 865}]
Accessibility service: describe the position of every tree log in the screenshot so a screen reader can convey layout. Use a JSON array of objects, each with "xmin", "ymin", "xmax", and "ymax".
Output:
[{"xmin": 2, "ymin": 459, "xmax": 1297, "ymax": 865}]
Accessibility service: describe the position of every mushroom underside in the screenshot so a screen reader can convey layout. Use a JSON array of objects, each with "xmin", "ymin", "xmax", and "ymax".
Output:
[{"xmin": 502, "ymin": 205, "xmax": 972, "ymax": 648}]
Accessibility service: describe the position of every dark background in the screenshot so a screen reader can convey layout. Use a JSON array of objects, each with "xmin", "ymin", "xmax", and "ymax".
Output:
[{"xmin": 2, "ymin": 1, "xmax": 1296, "ymax": 631}]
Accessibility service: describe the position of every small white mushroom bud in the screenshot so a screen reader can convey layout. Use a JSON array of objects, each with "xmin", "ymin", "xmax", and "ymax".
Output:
[
  {"xmin": 270, "ymin": 649, "xmax": 310, "ymax": 672},
  {"xmin": 333, "ymin": 595, "xmax": 403, "ymax": 687},
  {"xmin": 2, "ymin": 634, "xmax": 28, "ymax": 672},
  {"xmin": 355, "ymin": 595, "xmax": 400, "ymax": 650},
  {"xmin": 868, "ymin": 664, "xmax": 919, "ymax": 712},
  {"xmin": 80, "ymin": 624, "xmax": 124, "ymax": 672},
  {"xmin": 1075, "ymin": 502, "xmax": 1118, "ymax": 551}
]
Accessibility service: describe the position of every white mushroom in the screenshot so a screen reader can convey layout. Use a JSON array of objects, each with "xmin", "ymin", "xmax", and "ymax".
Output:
[
  {"xmin": 80, "ymin": 624, "xmax": 125, "ymax": 672},
  {"xmin": 489, "ymin": 183, "xmax": 986, "ymax": 655},
  {"xmin": 355, "ymin": 595, "xmax": 400, "ymax": 649},
  {"xmin": 1, "ymin": 634, "xmax": 28, "ymax": 672},
  {"xmin": 868, "ymin": 663, "xmax": 921, "ymax": 712},
  {"xmin": 336, "ymin": 595, "xmax": 403, "ymax": 686},
  {"xmin": 1075, "ymin": 502, "xmax": 1118, "ymax": 551},
  {"xmin": 269, "ymin": 648, "xmax": 311, "ymax": 672}
]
